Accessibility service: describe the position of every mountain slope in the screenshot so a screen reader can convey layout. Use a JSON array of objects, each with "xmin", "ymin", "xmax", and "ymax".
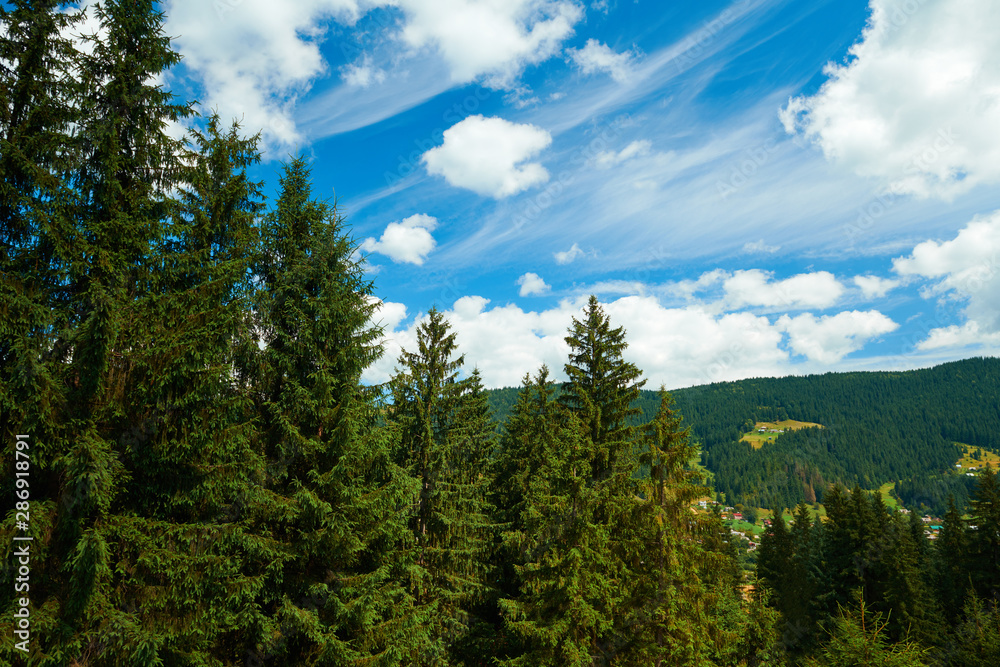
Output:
[{"xmin": 487, "ymin": 357, "xmax": 1000, "ymax": 510}]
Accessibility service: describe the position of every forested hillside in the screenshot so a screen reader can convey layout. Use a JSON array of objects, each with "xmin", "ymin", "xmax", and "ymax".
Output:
[{"xmin": 489, "ymin": 358, "xmax": 1000, "ymax": 510}]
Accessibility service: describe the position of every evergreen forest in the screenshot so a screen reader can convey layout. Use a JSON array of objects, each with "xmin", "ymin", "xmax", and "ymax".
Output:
[
  {"xmin": 487, "ymin": 357, "xmax": 1000, "ymax": 514},
  {"xmin": 2, "ymin": 3, "xmax": 999, "ymax": 665}
]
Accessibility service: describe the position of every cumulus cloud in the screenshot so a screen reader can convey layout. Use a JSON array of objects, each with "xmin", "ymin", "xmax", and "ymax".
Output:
[
  {"xmin": 554, "ymin": 242, "xmax": 585, "ymax": 265},
  {"xmin": 593, "ymin": 140, "xmax": 652, "ymax": 168},
  {"xmin": 377, "ymin": 295, "xmax": 781, "ymax": 389},
  {"xmin": 362, "ymin": 293, "xmax": 908, "ymax": 389},
  {"xmin": 567, "ymin": 38, "xmax": 637, "ymax": 82},
  {"xmin": 779, "ymin": 0, "xmax": 1000, "ymax": 199},
  {"xmin": 367, "ymin": 296, "xmax": 573, "ymax": 388},
  {"xmin": 361, "ymin": 213, "xmax": 438, "ymax": 264},
  {"xmin": 603, "ymin": 297, "xmax": 789, "ymax": 385},
  {"xmin": 396, "ymin": 0, "xmax": 583, "ymax": 87},
  {"xmin": 893, "ymin": 209, "xmax": 1000, "ymax": 345},
  {"xmin": 422, "ymin": 115, "xmax": 552, "ymax": 197},
  {"xmin": 164, "ymin": 0, "xmax": 583, "ymax": 149},
  {"xmin": 853, "ymin": 275, "xmax": 900, "ymax": 299},
  {"xmin": 916, "ymin": 322, "xmax": 1000, "ymax": 351},
  {"xmin": 165, "ymin": 0, "xmax": 364, "ymax": 149},
  {"xmin": 364, "ymin": 296, "xmax": 788, "ymax": 389},
  {"xmin": 670, "ymin": 269, "xmax": 727, "ymax": 301},
  {"xmin": 517, "ymin": 272, "xmax": 551, "ymax": 296},
  {"xmin": 778, "ymin": 310, "xmax": 899, "ymax": 364},
  {"xmin": 723, "ymin": 270, "xmax": 845, "ymax": 310}
]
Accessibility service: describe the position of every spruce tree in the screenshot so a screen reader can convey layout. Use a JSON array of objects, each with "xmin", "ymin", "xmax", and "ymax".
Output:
[
  {"xmin": 948, "ymin": 595, "xmax": 1000, "ymax": 666},
  {"xmin": 1, "ymin": 2, "xmax": 83, "ymax": 662},
  {"xmin": 966, "ymin": 464, "xmax": 1000, "ymax": 603},
  {"xmin": 559, "ymin": 294, "xmax": 645, "ymax": 482},
  {"xmin": 1, "ymin": 2, "xmax": 228, "ymax": 662},
  {"xmin": 619, "ymin": 390, "xmax": 730, "ymax": 666},
  {"xmin": 250, "ymin": 156, "xmax": 417, "ymax": 665},
  {"xmin": 105, "ymin": 116, "xmax": 279, "ymax": 663},
  {"xmin": 387, "ymin": 308, "xmax": 494, "ymax": 664},
  {"xmin": 934, "ymin": 496, "xmax": 970, "ymax": 624},
  {"xmin": 497, "ymin": 406, "xmax": 609, "ymax": 666},
  {"xmin": 498, "ymin": 294, "xmax": 646, "ymax": 666},
  {"xmin": 490, "ymin": 367, "xmax": 562, "ymax": 662},
  {"xmin": 805, "ymin": 597, "xmax": 929, "ymax": 667}
]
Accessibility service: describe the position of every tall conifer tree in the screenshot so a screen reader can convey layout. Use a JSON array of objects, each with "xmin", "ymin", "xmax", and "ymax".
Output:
[
  {"xmin": 558, "ymin": 295, "xmax": 645, "ymax": 482},
  {"xmin": 967, "ymin": 464, "xmax": 1000, "ymax": 603},
  {"xmin": 934, "ymin": 496, "xmax": 970, "ymax": 624},
  {"xmin": 620, "ymin": 390, "xmax": 727, "ymax": 666},
  {"xmin": 250, "ymin": 156, "xmax": 416, "ymax": 665},
  {"xmin": 387, "ymin": 309, "xmax": 494, "ymax": 664}
]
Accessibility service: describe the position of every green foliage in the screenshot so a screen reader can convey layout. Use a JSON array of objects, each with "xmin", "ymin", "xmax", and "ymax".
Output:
[
  {"xmin": 250, "ymin": 156, "xmax": 416, "ymax": 665},
  {"xmin": 388, "ymin": 309, "xmax": 495, "ymax": 664},
  {"xmin": 558, "ymin": 294, "xmax": 646, "ymax": 482},
  {"xmin": 806, "ymin": 597, "xmax": 928, "ymax": 667},
  {"xmin": 499, "ymin": 300, "xmax": 750, "ymax": 666},
  {"xmin": 943, "ymin": 596, "xmax": 1000, "ymax": 666},
  {"xmin": 620, "ymin": 390, "xmax": 740, "ymax": 666}
]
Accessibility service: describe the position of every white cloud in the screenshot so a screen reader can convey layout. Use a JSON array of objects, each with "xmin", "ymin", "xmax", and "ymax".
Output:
[
  {"xmin": 853, "ymin": 275, "xmax": 900, "ymax": 299},
  {"xmin": 893, "ymin": 209, "xmax": 1000, "ymax": 341},
  {"xmin": 165, "ymin": 0, "xmax": 364, "ymax": 149},
  {"xmin": 780, "ymin": 0, "xmax": 1000, "ymax": 199},
  {"xmin": 593, "ymin": 139, "xmax": 652, "ymax": 168},
  {"xmin": 361, "ymin": 213, "xmax": 438, "ymax": 264},
  {"xmin": 742, "ymin": 240, "xmax": 780, "ymax": 254},
  {"xmin": 396, "ymin": 0, "xmax": 583, "ymax": 87},
  {"xmin": 341, "ymin": 55, "xmax": 386, "ymax": 87},
  {"xmin": 723, "ymin": 270, "xmax": 844, "ymax": 310},
  {"xmin": 567, "ymin": 38, "xmax": 637, "ymax": 82},
  {"xmin": 916, "ymin": 321, "xmax": 1000, "ymax": 351},
  {"xmin": 583, "ymin": 280, "xmax": 648, "ymax": 297},
  {"xmin": 369, "ymin": 296, "xmax": 573, "ymax": 388},
  {"xmin": 516, "ymin": 272, "xmax": 551, "ymax": 296},
  {"xmin": 364, "ymin": 292, "xmax": 910, "ymax": 389},
  {"xmin": 363, "ymin": 297, "xmax": 411, "ymax": 384},
  {"xmin": 670, "ymin": 269, "xmax": 727, "ymax": 301},
  {"xmin": 603, "ymin": 297, "xmax": 789, "ymax": 385},
  {"xmin": 554, "ymin": 242, "xmax": 585, "ymax": 265},
  {"xmin": 422, "ymin": 115, "xmax": 552, "ymax": 197},
  {"xmin": 778, "ymin": 310, "xmax": 898, "ymax": 364},
  {"xmin": 364, "ymin": 295, "xmax": 790, "ymax": 389},
  {"xmin": 164, "ymin": 0, "xmax": 582, "ymax": 149}
]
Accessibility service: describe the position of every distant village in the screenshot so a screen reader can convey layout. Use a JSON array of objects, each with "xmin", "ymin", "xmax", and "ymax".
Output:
[{"xmin": 693, "ymin": 497, "xmax": 953, "ymax": 553}]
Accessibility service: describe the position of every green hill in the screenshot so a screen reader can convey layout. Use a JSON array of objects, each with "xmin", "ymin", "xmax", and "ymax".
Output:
[{"xmin": 487, "ymin": 357, "xmax": 1000, "ymax": 511}]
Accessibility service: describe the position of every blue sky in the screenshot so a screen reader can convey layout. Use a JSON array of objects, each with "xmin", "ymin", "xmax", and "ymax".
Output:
[{"xmin": 93, "ymin": 0, "xmax": 1000, "ymax": 388}]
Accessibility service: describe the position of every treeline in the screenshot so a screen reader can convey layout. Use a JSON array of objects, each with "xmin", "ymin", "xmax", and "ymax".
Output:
[
  {"xmin": 757, "ymin": 477, "xmax": 1000, "ymax": 665},
  {"xmin": 489, "ymin": 358, "xmax": 1000, "ymax": 510},
  {"xmin": 0, "ymin": 3, "xmax": 766, "ymax": 664}
]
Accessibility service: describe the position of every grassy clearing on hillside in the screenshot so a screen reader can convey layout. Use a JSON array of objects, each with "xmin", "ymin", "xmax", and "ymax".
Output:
[
  {"xmin": 878, "ymin": 482, "xmax": 899, "ymax": 510},
  {"xmin": 740, "ymin": 419, "xmax": 824, "ymax": 450},
  {"xmin": 955, "ymin": 443, "xmax": 1000, "ymax": 470}
]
